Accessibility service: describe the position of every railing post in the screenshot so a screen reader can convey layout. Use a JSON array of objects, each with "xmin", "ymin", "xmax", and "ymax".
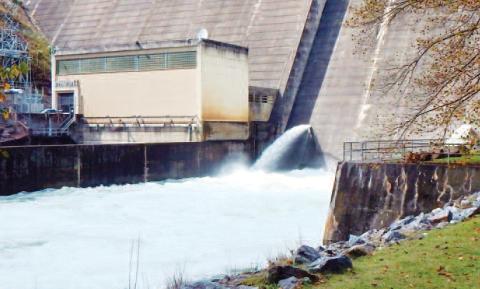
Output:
[{"xmin": 350, "ymin": 143, "xmax": 353, "ymax": 161}]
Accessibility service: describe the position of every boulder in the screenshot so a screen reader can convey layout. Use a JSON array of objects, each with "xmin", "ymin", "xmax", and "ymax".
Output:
[
  {"xmin": 397, "ymin": 217, "xmax": 433, "ymax": 234},
  {"xmin": 348, "ymin": 235, "xmax": 366, "ymax": 247},
  {"xmin": 308, "ymin": 255, "xmax": 353, "ymax": 273},
  {"xmin": 345, "ymin": 243, "xmax": 376, "ymax": 258},
  {"xmin": 388, "ymin": 216, "xmax": 415, "ymax": 231},
  {"xmin": 465, "ymin": 205, "xmax": 480, "ymax": 219},
  {"xmin": 217, "ymin": 276, "xmax": 231, "ymax": 285},
  {"xmin": 300, "ymin": 277, "xmax": 311, "ymax": 285},
  {"xmin": 436, "ymin": 222, "xmax": 449, "ymax": 229},
  {"xmin": 227, "ymin": 275, "xmax": 250, "ymax": 286},
  {"xmin": 180, "ymin": 281, "xmax": 225, "ymax": 289},
  {"xmin": 428, "ymin": 209, "xmax": 452, "ymax": 225},
  {"xmin": 382, "ymin": 231, "xmax": 404, "ymax": 243},
  {"xmin": 294, "ymin": 245, "xmax": 322, "ymax": 264},
  {"xmin": 360, "ymin": 229, "xmax": 385, "ymax": 243},
  {"xmin": 278, "ymin": 277, "xmax": 300, "ymax": 289},
  {"xmin": 265, "ymin": 266, "xmax": 318, "ymax": 284}
]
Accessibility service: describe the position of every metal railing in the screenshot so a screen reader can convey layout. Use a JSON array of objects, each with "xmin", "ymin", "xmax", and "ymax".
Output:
[
  {"xmin": 81, "ymin": 115, "xmax": 200, "ymax": 127},
  {"xmin": 31, "ymin": 114, "xmax": 76, "ymax": 137},
  {"xmin": 343, "ymin": 139, "xmax": 442, "ymax": 161}
]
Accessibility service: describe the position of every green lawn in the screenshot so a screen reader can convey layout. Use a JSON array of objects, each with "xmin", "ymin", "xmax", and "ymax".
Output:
[
  {"xmin": 427, "ymin": 154, "xmax": 480, "ymax": 165},
  {"xmin": 243, "ymin": 216, "xmax": 480, "ymax": 289}
]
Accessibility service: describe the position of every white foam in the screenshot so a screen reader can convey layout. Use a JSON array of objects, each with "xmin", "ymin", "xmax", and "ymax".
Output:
[{"xmin": 0, "ymin": 168, "xmax": 334, "ymax": 289}]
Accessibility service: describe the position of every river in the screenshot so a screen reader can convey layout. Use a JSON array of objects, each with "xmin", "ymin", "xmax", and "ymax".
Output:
[{"xmin": 0, "ymin": 168, "xmax": 334, "ymax": 289}]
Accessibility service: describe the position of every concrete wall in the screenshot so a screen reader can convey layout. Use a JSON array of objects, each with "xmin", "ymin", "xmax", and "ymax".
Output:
[
  {"xmin": 324, "ymin": 162, "xmax": 480, "ymax": 243},
  {"xmin": 201, "ymin": 44, "xmax": 249, "ymax": 122},
  {"xmin": 26, "ymin": 0, "xmax": 314, "ymax": 91},
  {"xmin": 72, "ymin": 126, "xmax": 202, "ymax": 144},
  {"xmin": 0, "ymin": 140, "xmax": 254, "ymax": 196},
  {"xmin": 57, "ymin": 69, "xmax": 198, "ymax": 117},
  {"xmin": 288, "ymin": 0, "xmax": 431, "ymax": 161}
]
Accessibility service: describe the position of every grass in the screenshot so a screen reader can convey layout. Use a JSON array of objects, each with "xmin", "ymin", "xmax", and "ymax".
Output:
[
  {"xmin": 427, "ymin": 154, "xmax": 480, "ymax": 165},
  {"xmin": 242, "ymin": 216, "xmax": 480, "ymax": 289}
]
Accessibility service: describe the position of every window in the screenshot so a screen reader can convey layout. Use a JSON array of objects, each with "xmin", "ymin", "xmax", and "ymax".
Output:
[{"xmin": 57, "ymin": 51, "xmax": 197, "ymax": 75}]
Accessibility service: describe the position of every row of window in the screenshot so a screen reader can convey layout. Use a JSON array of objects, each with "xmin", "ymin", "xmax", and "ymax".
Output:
[
  {"xmin": 57, "ymin": 51, "xmax": 197, "ymax": 75},
  {"xmin": 249, "ymin": 94, "xmax": 274, "ymax": 104}
]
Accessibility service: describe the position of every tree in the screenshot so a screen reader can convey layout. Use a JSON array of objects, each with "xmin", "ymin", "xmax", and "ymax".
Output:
[
  {"xmin": 347, "ymin": 0, "xmax": 480, "ymax": 139},
  {"xmin": 0, "ymin": 62, "xmax": 28, "ymax": 120}
]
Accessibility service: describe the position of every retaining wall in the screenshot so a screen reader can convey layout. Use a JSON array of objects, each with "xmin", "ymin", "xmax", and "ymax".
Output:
[
  {"xmin": 324, "ymin": 162, "xmax": 480, "ymax": 243},
  {"xmin": 0, "ymin": 141, "xmax": 254, "ymax": 196}
]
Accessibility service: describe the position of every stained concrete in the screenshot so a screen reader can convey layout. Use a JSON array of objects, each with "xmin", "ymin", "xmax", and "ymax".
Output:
[
  {"xmin": 0, "ymin": 141, "xmax": 254, "ymax": 196},
  {"xmin": 25, "ymin": 0, "xmax": 437, "ymax": 163},
  {"xmin": 324, "ymin": 162, "xmax": 480, "ymax": 243}
]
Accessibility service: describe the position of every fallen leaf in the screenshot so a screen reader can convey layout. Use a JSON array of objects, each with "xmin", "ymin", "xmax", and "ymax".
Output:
[
  {"xmin": 471, "ymin": 256, "xmax": 477, "ymax": 260},
  {"xmin": 427, "ymin": 281, "xmax": 431, "ymax": 284},
  {"xmin": 409, "ymin": 284, "xmax": 413, "ymax": 288},
  {"xmin": 438, "ymin": 272, "xmax": 446, "ymax": 276},
  {"xmin": 404, "ymin": 275, "xmax": 410, "ymax": 278},
  {"xmin": 466, "ymin": 278, "xmax": 471, "ymax": 282},
  {"xmin": 445, "ymin": 273, "xmax": 452, "ymax": 277},
  {"xmin": 383, "ymin": 267, "xmax": 388, "ymax": 272},
  {"xmin": 437, "ymin": 266, "xmax": 444, "ymax": 272},
  {"xmin": 459, "ymin": 257, "xmax": 463, "ymax": 260},
  {"xmin": 371, "ymin": 283, "xmax": 377, "ymax": 287}
]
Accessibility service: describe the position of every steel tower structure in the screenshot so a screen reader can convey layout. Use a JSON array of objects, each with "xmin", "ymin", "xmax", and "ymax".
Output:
[{"xmin": 0, "ymin": 2, "xmax": 31, "ymax": 89}]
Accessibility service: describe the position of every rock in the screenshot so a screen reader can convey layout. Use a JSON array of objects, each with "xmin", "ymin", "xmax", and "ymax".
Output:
[
  {"xmin": 388, "ymin": 216, "xmax": 415, "ymax": 231},
  {"xmin": 397, "ymin": 217, "xmax": 433, "ymax": 234},
  {"xmin": 308, "ymin": 255, "xmax": 353, "ymax": 273},
  {"xmin": 473, "ymin": 200, "xmax": 480, "ymax": 207},
  {"xmin": 435, "ymin": 222, "xmax": 449, "ymax": 229},
  {"xmin": 428, "ymin": 209, "xmax": 452, "ymax": 225},
  {"xmin": 360, "ymin": 229, "xmax": 385, "ymax": 243},
  {"xmin": 265, "ymin": 266, "xmax": 318, "ymax": 284},
  {"xmin": 382, "ymin": 231, "xmax": 404, "ymax": 243},
  {"xmin": 294, "ymin": 245, "xmax": 322, "ymax": 264},
  {"xmin": 461, "ymin": 199, "xmax": 470, "ymax": 206},
  {"xmin": 345, "ymin": 243, "xmax": 376, "ymax": 258},
  {"xmin": 218, "ymin": 276, "xmax": 231, "ymax": 285},
  {"xmin": 348, "ymin": 235, "xmax": 365, "ymax": 247},
  {"xmin": 180, "ymin": 281, "xmax": 225, "ymax": 289},
  {"xmin": 228, "ymin": 275, "xmax": 250, "ymax": 286},
  {"xmin": 300, "ymin": 277, "xmax": 311, "ymax": 285},
  {"xmin": 465, "ymin": 205, "xmax": 480, "ymax": 219},
  {"xmin": 278, "ymin": 277, "xmax": 300, "ymax": 289}
]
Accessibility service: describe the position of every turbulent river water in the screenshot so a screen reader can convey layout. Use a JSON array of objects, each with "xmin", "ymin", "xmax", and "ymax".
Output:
[{"xmin": 0, "ymin": 168, "xmax": 334, "ymax": 289}]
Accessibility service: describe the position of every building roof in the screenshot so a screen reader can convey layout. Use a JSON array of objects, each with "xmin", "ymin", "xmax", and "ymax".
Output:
[
  {"xmin": 54, "ymin": 39, "xmax": 249, "ymax": 56},
  {"xmin": 25, "ymin": 0, "xmax": 314, "ymax": 90}
]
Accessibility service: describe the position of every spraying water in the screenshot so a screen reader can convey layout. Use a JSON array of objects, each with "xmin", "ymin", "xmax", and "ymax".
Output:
[
  {"xmin": 0, "ymin": 168, "xmax": 334, "ymax": 289},
  {"xmin": 253, "ymin": 125, "xmax": 323, "ymax": 171}
]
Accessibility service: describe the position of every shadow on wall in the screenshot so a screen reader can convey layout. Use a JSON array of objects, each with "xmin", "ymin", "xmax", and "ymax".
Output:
[{"xmin": 287, "ymin": 0, "xmax": 351, "ymax": 128}]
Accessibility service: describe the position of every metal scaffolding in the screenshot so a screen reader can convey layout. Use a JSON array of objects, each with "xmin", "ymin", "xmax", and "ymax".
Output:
[{"xmin": 0, "ymin": 2, "xmax": 44, "ymax": 113}]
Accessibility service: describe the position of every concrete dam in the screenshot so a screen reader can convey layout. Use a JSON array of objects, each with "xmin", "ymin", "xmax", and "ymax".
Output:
[{"xmin": 23, "ymin": 0, "xmax": 420, "ymax": 162}]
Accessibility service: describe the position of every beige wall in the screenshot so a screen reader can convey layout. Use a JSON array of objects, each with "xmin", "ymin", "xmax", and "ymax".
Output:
[
  {"xmin": 56, "ymin": 69, "xmax": 198, "ymax": 117},
  {"xmin": 201, "ymin": 46, "xmax": 249, "ymax": 122},
  {"xmin": 54, "ymin": 44, "xmax": 249, "ymax": 123}
]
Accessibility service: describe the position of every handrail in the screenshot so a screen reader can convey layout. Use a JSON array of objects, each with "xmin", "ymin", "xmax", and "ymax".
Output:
[{"xmin": 343, "ymin": 139, "xmax": 443, "ymax": 161}]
